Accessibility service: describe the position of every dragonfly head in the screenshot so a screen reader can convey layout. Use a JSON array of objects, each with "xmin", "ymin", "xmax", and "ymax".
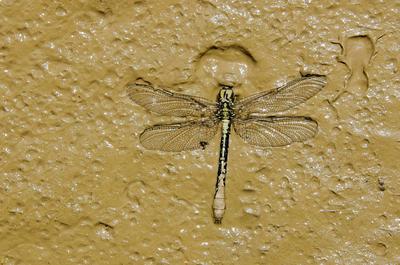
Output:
[{"xmin": 218, "ymin": 84, "xmax": 234, "ymax": 103}]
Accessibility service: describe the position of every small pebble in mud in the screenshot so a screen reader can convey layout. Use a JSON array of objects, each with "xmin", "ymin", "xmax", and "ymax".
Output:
[{"xmin": 378, "ymin": 178, "xmax": 385, "ymax": 191}]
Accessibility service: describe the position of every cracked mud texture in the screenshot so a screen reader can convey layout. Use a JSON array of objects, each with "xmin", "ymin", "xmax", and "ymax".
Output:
[{"xmin": 0, "ymin": 1, "xmax": 399, "ymax": 265}]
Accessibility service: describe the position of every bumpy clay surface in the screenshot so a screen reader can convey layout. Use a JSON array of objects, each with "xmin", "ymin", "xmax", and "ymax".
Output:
[{"xmin": 0, "ymin": 1, "xmax": 399, "ymax": 264}]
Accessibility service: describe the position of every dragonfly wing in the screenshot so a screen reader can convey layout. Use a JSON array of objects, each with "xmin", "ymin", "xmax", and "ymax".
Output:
[
  {"xmin": 233, "ymin": 116, "xmax": 317, "ymax": 147},
  {"xmin": 235, "ymin": 75, "xmax": 326, "ymax": 118},
  {"xmin": 139, "ymin": 119, "xmax": 219, "ymax": 152},
  {"xmin": 127, "ymin": 79, "xmax": 217, "ymax": 117}
]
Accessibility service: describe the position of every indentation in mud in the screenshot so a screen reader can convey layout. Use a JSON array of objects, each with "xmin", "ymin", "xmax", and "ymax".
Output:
[
  {"xmin": 95, "ymin": 221, "xmax": 114, "ymax": 240},
  {"xmin": 194, "ymin": 45, "xmax": 256, "ymax": 88},
  {"xmin": 338, "ymin": 35, "xmax": 375, "ymax": 94},
  {"xmin": 369, "ymin": 242, "xmax": 387, "ymax": 257},
  {"xmin": 126, "ymin": 180, "xmax": 147, "ymax": 211}
]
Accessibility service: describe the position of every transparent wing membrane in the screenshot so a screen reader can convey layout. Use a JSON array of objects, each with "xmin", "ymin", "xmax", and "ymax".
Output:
[
  {"xmin": 235, "ymin": 75, "xmax": 326, "ymax": 118},
  {"xmin": 140, "ymin": 120, "xmax": 219, "ymax": 152},
  {"xmin": 233, "ymin": 116, "xmax": 317, "ymax": 147},
  {"xmin": 127, "ymin": 79, "xmax": 217, "ymax": 117}
]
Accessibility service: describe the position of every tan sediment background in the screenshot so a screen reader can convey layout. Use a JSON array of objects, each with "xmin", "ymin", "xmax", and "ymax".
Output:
[{"xmin": 1, "ymin": 1, "xmax": 399, "ymax": 264}]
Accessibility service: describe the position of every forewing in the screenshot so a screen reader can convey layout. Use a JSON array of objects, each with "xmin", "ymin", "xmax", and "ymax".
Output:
[
  {"xmin": 233, "ymin": 116, "xmax": 317, "ymax": 147},
  {"xmin": 127, "ymin": 79, "xmax": 217, "ymax": 117},
  {"xmin": 236, "ymin": 75, "xmax": 326, "ymax": 118},
  {"xmin": 139, "ymin": 119, "xmax": 219, "ymax": 152}
]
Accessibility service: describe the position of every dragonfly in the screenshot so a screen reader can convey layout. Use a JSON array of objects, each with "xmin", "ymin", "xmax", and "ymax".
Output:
[{"xmin": 127, "ymin": 74, "xmax": 326, "ymax": 224}]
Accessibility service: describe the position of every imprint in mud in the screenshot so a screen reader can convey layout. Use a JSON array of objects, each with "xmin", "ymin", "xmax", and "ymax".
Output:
[
  {"xmin": 338, "ymin": 35, "xmax": 375, "ymax": 94},
  {"xmin": 194, "ymin": 45, "xmax": 257, "ymax": 88}
]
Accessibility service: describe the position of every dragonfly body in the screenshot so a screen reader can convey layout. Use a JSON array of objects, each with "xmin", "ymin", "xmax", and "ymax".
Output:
[
  {"xmin": 127, "ymin": 75, "xmax": 326, "ymax": 223},
  {"xmin": 213, "ymin": 86, "xmax": 235, "ymax": 223}
]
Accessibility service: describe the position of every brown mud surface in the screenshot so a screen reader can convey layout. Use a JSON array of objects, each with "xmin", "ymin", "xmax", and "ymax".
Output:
[{"xmin": 0, "ymin": 1, "xmax": 399, "ymax": 264}]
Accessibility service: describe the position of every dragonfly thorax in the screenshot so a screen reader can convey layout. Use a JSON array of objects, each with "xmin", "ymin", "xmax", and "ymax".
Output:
[{"xmin": 216, "ymin": 86, "xmax": 235, "ymax": 120}]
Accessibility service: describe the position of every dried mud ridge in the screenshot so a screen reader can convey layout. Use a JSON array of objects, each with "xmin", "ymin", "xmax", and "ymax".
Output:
[{"xmin": 196, "ymin": 44, "xmax": 257, "ymax": 63}]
